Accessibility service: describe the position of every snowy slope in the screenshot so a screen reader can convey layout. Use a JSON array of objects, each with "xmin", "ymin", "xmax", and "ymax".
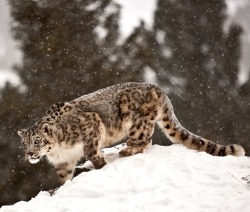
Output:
[{"xmin": 1, "ymin": 144, "xmax": 250, "ymax": 212}]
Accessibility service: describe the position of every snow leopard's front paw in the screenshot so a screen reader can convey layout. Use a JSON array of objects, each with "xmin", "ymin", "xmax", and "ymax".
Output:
[{"xmin": 48, "ymin": 187, "xmax": 58, "ymax": 196}]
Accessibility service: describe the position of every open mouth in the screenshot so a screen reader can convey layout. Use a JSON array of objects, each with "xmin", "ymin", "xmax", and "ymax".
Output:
[{"xmin": 29, "ymin": 157, "xmax": 41, "ymax": 164}]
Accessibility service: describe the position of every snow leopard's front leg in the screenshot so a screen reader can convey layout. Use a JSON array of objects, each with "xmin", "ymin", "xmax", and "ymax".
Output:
[
  {"xmin": 82, "ymin": 112, "xmax": 107, "ymax": 169},
  {"xmin": 84, "ymin": 136, "xmax": 106, "ymax": 169},
  {"xmin": 47, "ymin": 161, "xmax": 77, "ymax": 196},
  {"xmin": 54, "ymin": 161, "xmax": 76, "ymax": 185}
]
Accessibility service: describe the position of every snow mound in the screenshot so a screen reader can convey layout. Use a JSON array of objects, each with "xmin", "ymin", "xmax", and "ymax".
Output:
[{"xmin": 1, "ymin": 145, "xmax": 250, "ymax": 212}]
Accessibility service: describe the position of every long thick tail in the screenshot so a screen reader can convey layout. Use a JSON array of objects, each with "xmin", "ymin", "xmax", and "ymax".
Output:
[{"xmin": 157, "ymin": 98, "xmax": 245, "ymax": 157}]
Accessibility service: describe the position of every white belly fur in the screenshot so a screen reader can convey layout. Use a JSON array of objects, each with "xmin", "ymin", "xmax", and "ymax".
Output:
[
  {"xmin": 47, "ymin": 143, "xmax": 84, "ymax": 165},
  {"xmin": 100, "ymin": 120, "xmax": 132, "ymax": 148}
]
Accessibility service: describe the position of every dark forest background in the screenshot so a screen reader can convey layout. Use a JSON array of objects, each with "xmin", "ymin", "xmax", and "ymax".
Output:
[{"xmin": 1, "ymin": 0, "xmax": 250, "ymax": 206}]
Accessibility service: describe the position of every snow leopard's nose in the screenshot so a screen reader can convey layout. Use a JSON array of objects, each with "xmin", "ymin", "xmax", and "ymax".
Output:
[{"xmin": 27, "ymin": 152, "xmax": 34, "ymax": 157}]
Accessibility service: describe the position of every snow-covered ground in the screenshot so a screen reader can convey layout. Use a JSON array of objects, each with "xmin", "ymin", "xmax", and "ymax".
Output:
[{"xmin": 1, "ymin": 144, "xmax": 250, "ymax": 212}]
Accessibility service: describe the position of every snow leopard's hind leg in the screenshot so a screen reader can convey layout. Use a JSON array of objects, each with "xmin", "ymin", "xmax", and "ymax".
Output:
[{"xmin": 119, "ymin": 118, "xmax": 154, "ymax": 157}]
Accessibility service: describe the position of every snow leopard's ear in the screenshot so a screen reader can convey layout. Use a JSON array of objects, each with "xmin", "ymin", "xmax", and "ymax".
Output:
[
  {"xmin": 41, "ymin": 123, "xmax": 52, "ymax": 136},
  {"xmin": 18, "ymin": 129, "xmax": 28, "ymax": 138}
]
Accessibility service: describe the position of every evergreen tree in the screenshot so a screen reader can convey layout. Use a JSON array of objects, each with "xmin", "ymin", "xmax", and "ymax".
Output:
[
  {"xmin": 153, "ymin": 0, "xmax": 248, "ymax": 149},
  {"xmin": 1, "ymin": 0, "xmax": 123, "ymax": 205}
]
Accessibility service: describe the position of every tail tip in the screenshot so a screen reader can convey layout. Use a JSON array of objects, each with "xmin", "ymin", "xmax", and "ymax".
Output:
[{"xmin": 226, "ymin": 144, "xmax": 245, "ymax": 157}]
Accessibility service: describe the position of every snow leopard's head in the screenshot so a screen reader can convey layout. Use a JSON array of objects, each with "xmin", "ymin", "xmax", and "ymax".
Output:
[{"xmin": 18, "ymin": 123, "xmax": 54, "ymax": 164}]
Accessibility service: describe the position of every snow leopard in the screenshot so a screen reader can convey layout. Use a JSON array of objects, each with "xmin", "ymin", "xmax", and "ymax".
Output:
[{"xmin": 18, "ymin": 82, "xmax": 245, "ymax": 186}]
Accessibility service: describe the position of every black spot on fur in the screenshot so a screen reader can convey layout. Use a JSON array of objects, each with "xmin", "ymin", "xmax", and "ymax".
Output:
[
  {"xmin": 71, "ymin": 125, "xmax": 77, "ymax": 131},
  {"xmin": 89, "ymin": 143, "xmax": 94, "ymax": 149},
  {"xmin": 121, "ymin": 112, "xmax": 130, "ymax": 120},
  {"xmin": 87, "ymin": 152, "xmax": 93, "ymax": 158},
  {"xmin": 64, "ymin": 106, "xmax": 72, "ymax": 112},
  {"xmin": 196, "ymin": 138, "xmax": 205, "ymax": 149},
  {"xmin": 71, "ymin": 138, "xmax": 76, "ymax": 145},
  {"xmin": 180, "ymin": 130, "xmax": 189, "ymax": 141},
  {"xmin": 230, "ymin": 145, "xmax": 235, "ymax": 154},
  {"xmin": 137, "ymin": 121, "xmax": 143, "ymax": 129},
  {"xmin": 94, "ymin": 140, "xmax": 99, "ymax": 146},
  {"xmin": 155, "ymin": 89, "xmax": 163, "ymax": 99},
  {"xmin": 218, "ymin": 147, "xmax": 226, "ymax": 156},
  {"xmin": 138, "ymin": 133, "xmax": 144, "ymax": 140},
  {"xmin": 130, "ymin": 124, "xmax": 136, "ymax": 130},
  {"xmin": 206, "ymin": 142, "xmax": 217, "ymax": 155},
  {"xmin": 73, "ymin": 132, "xmax": 79, "ymax": 138},
  {"xmin": 129, "ymin": 131, "xmax": 135, "ymax": 137},
  {"xmin": 67, "ymin": 170, "xmax": 73, "ymax": 174},
  {"xmin": 163, "ymin": 116, "xmax": 169, "ymax": 122},
  {"xmin": 80, "ymin": 125, "xmax": 87, "ymax": 131},
  {"xmin": 44, "ymin": 139, "xmax": 50, "ymax": 145},
  {"xmin": 169, "ymin": 132, "xmax": 176, "ymax": 137},
  {"xmin": 87, "ymin": 149, "xmax": 97, "ymax": 159},
  {"xmin": 191, "ymin": 137, "xmax": 198, "ymax": 145},
  {"xmin": 162, "ymin": 107, "xmax": 168, "ymax": 114},
  {"xmin": 92, "ymin": 149, "xmax": 97, "ymax": 155},
  {"xmin": 150, "ymin": 116, "xmax": 155, "ymax": 121},
  {"xmin": 56, "ymin": 102, "xmax": 64, "ymax": 107},
  {"xmin": 165, "ymin": 124, "xmax": 170, "ymax": 129}
]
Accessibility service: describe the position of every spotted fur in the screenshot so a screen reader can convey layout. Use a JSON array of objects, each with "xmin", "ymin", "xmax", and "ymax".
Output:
[{"xmin": 18, "ymin": 82, "xmax": 245, "ymax": 186}]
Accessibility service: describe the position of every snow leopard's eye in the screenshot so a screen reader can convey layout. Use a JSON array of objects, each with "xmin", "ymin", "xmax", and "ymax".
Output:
[{"xmin": 34, "ymin": 140, "xmax": 40, "ymax": 145}]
